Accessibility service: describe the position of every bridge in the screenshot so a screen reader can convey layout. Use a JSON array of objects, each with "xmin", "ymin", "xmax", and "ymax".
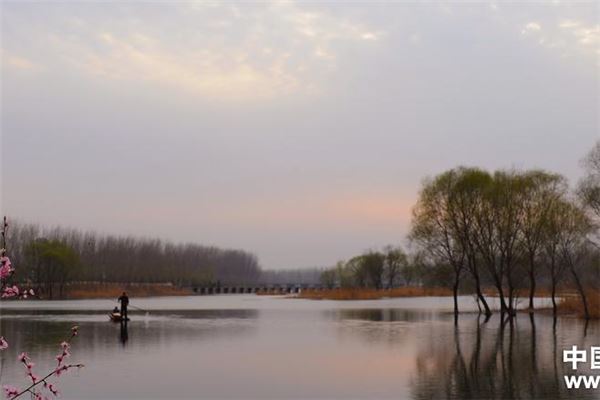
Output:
[{"xmin": 190, "ymin": 284, "xmax": 326, "ymax": 295}]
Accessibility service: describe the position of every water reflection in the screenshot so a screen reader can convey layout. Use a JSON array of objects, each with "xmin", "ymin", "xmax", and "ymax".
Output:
[
  {"xmin": 0, "ymin": 309, "xmax": 259, "ymax": 363},
  {"xmin": 331, "ymin": 308, "xmax": 449, "ymax": 323},
  {"xmin": 0, "ymin": 298, "xmax": 597, "ymax": 399},
  {"xmin": 410, "ymin": 314, "xmax": 598, "ymax": 400},
  {"xmin": 120, "ymin": 321, "xmax": 128, "ymax": 346}
]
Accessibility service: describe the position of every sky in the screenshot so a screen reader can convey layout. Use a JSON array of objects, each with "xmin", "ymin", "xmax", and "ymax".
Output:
[{"xmin": 1, "ymin": 1, "xmax": 598, "ymax": 269}]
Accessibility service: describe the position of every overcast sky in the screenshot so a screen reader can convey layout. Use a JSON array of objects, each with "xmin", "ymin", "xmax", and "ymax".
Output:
[{"xmin": 1, "ymin": 1, "xmax": 598, "ymax": 269}]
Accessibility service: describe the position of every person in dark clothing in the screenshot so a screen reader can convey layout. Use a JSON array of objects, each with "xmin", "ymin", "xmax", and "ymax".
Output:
[{"xmin": 118, "ymin": 292, "xmax": 129, "ymax": 320}]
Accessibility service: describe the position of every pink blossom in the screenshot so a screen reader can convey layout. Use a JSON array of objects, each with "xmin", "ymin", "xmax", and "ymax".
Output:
[
  {"xmin": 2, "ymin": 384, "xmax": 19, "ymax": 397},
  {"xmin": 3, "ymin": 291, "xmax": 84, "ymax": 399},
  {"xmin": 0, "ymin": 262, "xmax": 13, "ymax": 280},
  {"xmin": 2, "ymin": 285, "xmax": 19, "ymax": 299},
  {"xmin": 32, "ymin": 392, "xmax": 46, "ymax": 400},
  {"xmin": 45, "ymin": 382, "xmax": 59, "ymax": 396},
  {"xmin": 28, "ymin": 372, "xmax": 39, "ymax": 383},
  {"xmin": 0, "ymin": 255, "xmax": 13, "ymax": 281},
  {"xmin": 54, "ymin": 365, "xmax": 68, "ymax": 377}
]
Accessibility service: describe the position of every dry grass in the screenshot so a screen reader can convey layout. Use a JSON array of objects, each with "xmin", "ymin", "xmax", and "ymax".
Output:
[
  {"xmin": 256, "ymin": 291, "xmax": 286, "ymax": 296},
  {"xmin": 482, "ymin": 287, "xmax": 578, "ymax": 298},
  {"xmin": 63, "ymin": 282, "xmax": 192, "ymax": 299},
  {"xmin": 558, "ymin": 290, "xmax": 600, "ymax": 319},
  {"xmin": 296, "ymin": 286, "xmax": 453, "ymax": 300}
]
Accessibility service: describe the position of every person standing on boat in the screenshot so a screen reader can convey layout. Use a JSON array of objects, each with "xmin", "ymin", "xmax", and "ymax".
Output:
[{"xmin": 118, "ymin": 291, "xmax": 129, "ymax": 321}]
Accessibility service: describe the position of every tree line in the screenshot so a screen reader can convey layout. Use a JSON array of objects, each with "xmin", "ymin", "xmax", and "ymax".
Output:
[
  {"xmin": 319, "ymin": 246, "xmax": 414, "ymax": 289},
  {"xmin": 6, "ymin": 223, "xmax": 262, "ymax": 298},
  {"xmin": 321, "ymin": 142, "xmax": 600, "ymax": 319}
]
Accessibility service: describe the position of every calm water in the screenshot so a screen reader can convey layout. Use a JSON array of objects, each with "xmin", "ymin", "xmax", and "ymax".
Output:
[{"xmin": 0, "ymin": 295, "xmax": 598, "ymax": 400}]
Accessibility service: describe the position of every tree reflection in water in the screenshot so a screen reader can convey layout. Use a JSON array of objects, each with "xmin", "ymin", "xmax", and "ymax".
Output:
[{"xmin": 410, "ymin": 314, "xmax": 599, "ymax": 400}]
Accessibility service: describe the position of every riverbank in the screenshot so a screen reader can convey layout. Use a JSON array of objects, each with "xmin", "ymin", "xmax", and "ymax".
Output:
[
  {"xmin": 557, "ymin": 291, "xmax": 600, "ymax": 319},
  {"xmin": 47, "ymin": 282, "xmax": 193, "ymax": 299},
  {"xmin": 296, "ymin": 287, "xmax": 453, "ymax": 300},
  {"xmin": 295, "ymin": 287, "xmax": 600, "ymax": 319}
]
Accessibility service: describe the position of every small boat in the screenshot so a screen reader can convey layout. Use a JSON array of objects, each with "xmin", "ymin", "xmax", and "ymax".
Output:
[{"xmin": 109, "ymin": 312, "xmax": 130, "ymax": 322}]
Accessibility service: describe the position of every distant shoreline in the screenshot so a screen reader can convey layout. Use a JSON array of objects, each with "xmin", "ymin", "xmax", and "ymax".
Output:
[
  {"xmin": 296, "ymin": 286, "xmax": 453, "ymax": 300},
  {"xmin": 13, "ymin": 283, "xmax": 599, "ymax": 320},
  {"xmin": 294, "ymin": 287, "xmax": 599, "ymax": 319},
  {"xmin": 38, "ymin": 282, "xmax": 194, "ymax": 300}
]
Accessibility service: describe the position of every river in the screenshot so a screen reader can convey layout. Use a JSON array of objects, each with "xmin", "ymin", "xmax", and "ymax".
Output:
[{"xmin": 0, "ymin": 295, "xmax": 598, "ymax": 399}]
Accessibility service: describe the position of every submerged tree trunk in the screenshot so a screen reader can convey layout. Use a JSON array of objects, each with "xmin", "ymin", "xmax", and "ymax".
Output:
[
  {"xmin": 550, "ymin": 280, "xmax": 557, "ymax": 317},
  {"xmin": 453, "ymin": 277, "xmax": 459, "ymax": 316},
  {"xmin": 485, "ymin": 259, "xmax": 509, "ymax": 313},
  {"xmin": 493, "ymin": 278, "xmax": 509, "ymax": 314},
  {"xmin": 570, "ymin": 266, "xmax": 590, "ymax": 320},
  {"xmin": 528, "ymin": 254, "xmax": 536, "ymax": 311},
  {"xmin": 506, "ymin": 274, "xmax": 517, "ymax": 317},
  {"xmin": 472, "ymin": 271, "xmax": 492, "ymax": 317}
]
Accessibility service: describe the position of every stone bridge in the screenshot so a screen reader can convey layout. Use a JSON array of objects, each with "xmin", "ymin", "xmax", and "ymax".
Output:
[{"xmin": 190, "ymin": 284, "xmax": 325, "ymax": 295}]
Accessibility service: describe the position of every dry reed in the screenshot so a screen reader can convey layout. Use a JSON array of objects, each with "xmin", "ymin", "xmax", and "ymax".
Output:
[{"xmin": 296, "ymin": 286, "xmax": 452, "ymax": 300}]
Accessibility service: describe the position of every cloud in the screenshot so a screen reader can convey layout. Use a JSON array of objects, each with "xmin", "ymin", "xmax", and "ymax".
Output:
[
  {"xmin": 558, "ymin": 19, "xmax": 599, "ymax": 48},
  {"xmin": 74, "ymin": 32, "xmax": 302, "ymax": 100},
  {"xmin": 567, "ymin": 23, "xmax": 600, "ymax": 46},
  {"xmin": 520, "ymin": 16, "xmax": 599, "ymax": 61},
  {"xmin": 2, "ymin": 53, "xmax": 38, "ymax": 71},
  {"xmin": 559, "ymin": 20, "xmax": 580, "ymax": 29},
  {"xmin": 3, "ymin": 2, "xmax": 383, "ymax": 100},
  {"xmin": 521, "ymin": 22, "xmax": 542, "ymax": 34}
]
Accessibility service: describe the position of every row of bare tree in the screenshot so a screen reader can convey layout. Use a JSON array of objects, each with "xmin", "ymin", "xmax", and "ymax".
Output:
[{"xmin": 6, "ymin": 222, "xmax": 262, "ymax": 298}]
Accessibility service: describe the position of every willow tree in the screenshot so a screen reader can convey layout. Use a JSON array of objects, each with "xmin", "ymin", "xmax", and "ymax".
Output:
[
  {"xmin": 410, "ymin": 168, "xmax": 491, "ymax": 317},
  {"xmin": 520, "ymin": 171, "xmax": 567, "ymax": 311},
  {"xmin": 448, "ymin": 168, "xmax": 494, "ymax": 317},
  {"xmin": 542, "ymin": 199, "xmax": 572, "ymax": 316},
  {"xmin": 558, "ymin": 201, "xmax": 594, "ymax": 320},
  {"xmin": 383, "ymin": 245, "xmax": 407, "ymax": 288},
  {"xmin": 578, "ymin": 141, "xmax": 600, "ymax": 219},
  {"xmin": 346, "ymin": 255, "xmax": 369, "ymax": 287},
  {"xmin": 363, "ymin": 252, "xmax": 386, "ymax": 289},
  {"xmin": 25, "ymin": 239, "xmax": 80, "ymax": 299}
]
